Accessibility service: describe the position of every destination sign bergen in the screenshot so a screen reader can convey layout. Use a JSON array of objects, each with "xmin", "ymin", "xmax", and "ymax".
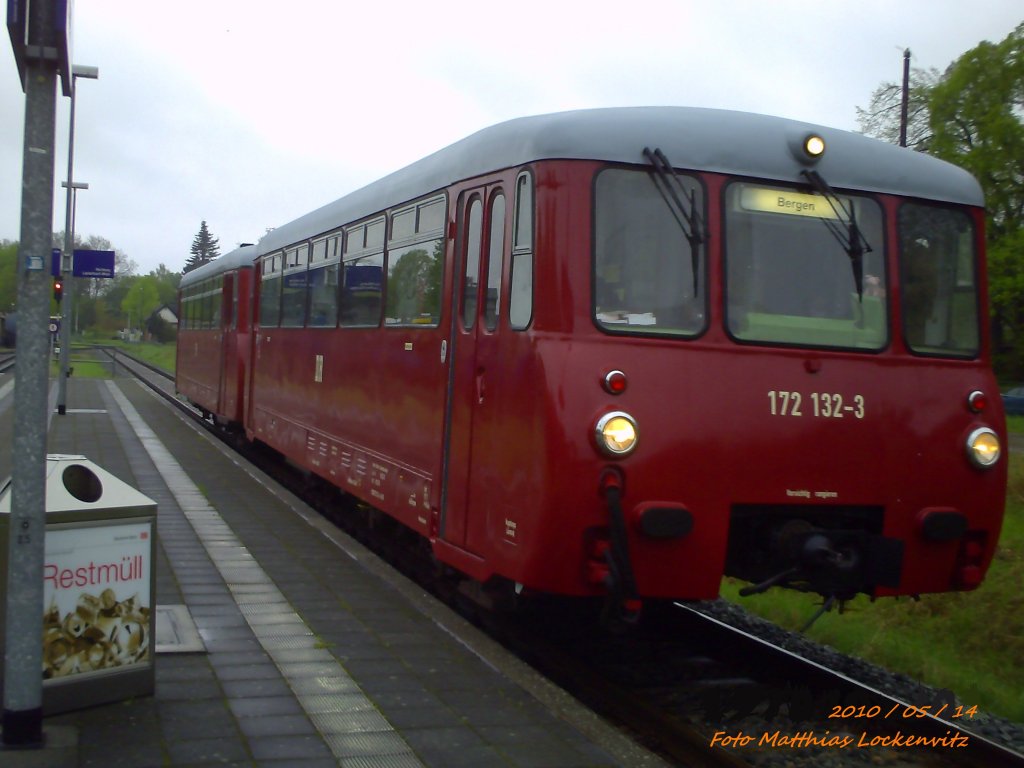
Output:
[{"xmin": 739, "ymin": 186, "xmax": 849, "ymax": 220}]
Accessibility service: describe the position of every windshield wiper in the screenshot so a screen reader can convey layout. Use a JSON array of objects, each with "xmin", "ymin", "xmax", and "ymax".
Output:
[
  {"xmin": 800, "ymin": 169, "xmax": 873, "ymax": 301},
  {"xmin": 644, "ymin": 147, "xmax": 704, "ymax": 296}
]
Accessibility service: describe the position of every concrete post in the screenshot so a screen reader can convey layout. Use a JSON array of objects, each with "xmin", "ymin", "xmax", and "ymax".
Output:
[{"xmin": 3, "ymin": 0, "xmax": 59, "ymax": 748}]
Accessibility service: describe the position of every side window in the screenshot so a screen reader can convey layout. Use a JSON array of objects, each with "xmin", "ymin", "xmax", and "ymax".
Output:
[
  {"xmin": 198, "ymin": 281, "xmax": 207, "ymax": 329},
  {"xmin": 210, "ymin": 278, "xmax": 222, "ymax": 330},
  {"xmin": 461, "ymin": 197, "xmax": 484, "ymax": 330},
  {"xmin": 200, "ymin": 285, "xmax": 206, "ymax": 328},
  {"xmin": 259, "ymin": 252, "xmax": 282, "ymax": 328},
  {"xmin": 223, "ymin": 274, "xmax": 234, "ymax": 330},
  {"xmin": 509, "ymin": 171, "xmax": 534, "ymax": 330},
  {"xmin": 485, "ymin": 193, "xmax": 505, "ymax": 331},
  {"xmin": 340, "ymin": 218, "xmax": 384, "ymax": 327},
  {"xmin": 308, "ymin": 233, "xmax": 341, "ymax": 328},
  {"xmin": 386, "ymin": 242, "xmax": 444, "ymax": 326},
  {"xmin": 385, "ymin": 195, "xmax": 446, "ymax": 327},
  {"xmin": 195, "ymin": 284, "xmax": 204, "ymax": 329},
  {"xmin": 281, "ymin": 243, "xmax": 309, "ymax": 327},
  {"xmin": 201, "ymin": 279, "xmax": 213, "ymax": 329}
]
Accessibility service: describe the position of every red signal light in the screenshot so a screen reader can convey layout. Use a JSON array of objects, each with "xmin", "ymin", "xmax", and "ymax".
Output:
[
  {"xmin": 53, "ymin": 279, "xmax": 63, "ymax": 302},
  {"xmin": 966, "ymin": 390, "xmax": 986, "ymax": 413},
  {"xmin": 603, "ymin": 370, "xmax": 627, "ymax": 395}
]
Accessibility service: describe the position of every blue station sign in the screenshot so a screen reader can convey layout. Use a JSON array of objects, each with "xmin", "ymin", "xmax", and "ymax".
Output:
[
  {"xmin": 73, "ymin": 249, "xmax": 115, "ymax": 278},
  {"xmin": 51, "ymin": 248, "xmax": 116, "ymax": 279}
]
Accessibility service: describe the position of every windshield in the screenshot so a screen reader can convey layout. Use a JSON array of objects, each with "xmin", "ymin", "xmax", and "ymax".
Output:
[
  {"xmin": 725, "ymin": 182, "xmax": 886, "ymax": 350},
  {"xmin": 899, "ymin": 204, "xmax": 979, "ymax": 357},
  {"xmin": 593, "ymin": 168, "xmax": 705, "ymax": 336}
]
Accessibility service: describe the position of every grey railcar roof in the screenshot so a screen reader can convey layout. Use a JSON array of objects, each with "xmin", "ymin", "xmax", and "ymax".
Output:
[
  {"xmin": 179, "ymin": 245, "xmax": 255, "ymax": 289},
  {"xmin": 255, "ymin": 106, "xmax": 983, "ymax": 257}
]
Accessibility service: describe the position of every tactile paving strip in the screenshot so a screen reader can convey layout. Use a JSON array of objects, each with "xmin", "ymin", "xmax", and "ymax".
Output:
[{"xmin": 106, "ymin": 381, "xmax": 424, "ymax": 766}]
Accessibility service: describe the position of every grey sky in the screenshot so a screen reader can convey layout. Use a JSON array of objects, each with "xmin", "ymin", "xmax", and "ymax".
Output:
[{"xmin": 2, "ymin": 1, "xmax": 1021, "ymax": 275}]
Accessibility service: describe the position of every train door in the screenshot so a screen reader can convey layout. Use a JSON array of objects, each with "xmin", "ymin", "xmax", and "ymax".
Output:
[
  {"xmin": 217, "ymin": 272, "xmax": 237, "ymax": 421},
  {"xmin": 442, "ymin": 182, "xmax": 506, "ymax": 551}
]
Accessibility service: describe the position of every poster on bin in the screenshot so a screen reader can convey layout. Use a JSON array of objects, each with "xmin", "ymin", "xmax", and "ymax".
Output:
[{"xmin": 42, "ymin": 521, "xmax": 152, "ymax": 681}]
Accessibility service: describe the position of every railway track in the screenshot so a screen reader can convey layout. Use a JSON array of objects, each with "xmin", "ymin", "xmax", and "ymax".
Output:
[
  {"xmin": 107, "ymin": 347, "xmax": 1024, "ymax": 768},
  {"xmin": 521, "ymin": 600, "xmax": 1024, "ymax": 768},
  {"xmin": 0, "ymin": 352, "xmax": 15, "ymax": 375}
]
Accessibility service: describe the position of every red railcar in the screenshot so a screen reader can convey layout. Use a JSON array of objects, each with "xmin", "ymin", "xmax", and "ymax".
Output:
[
  {"xmin": 181, "ymin": 108, "xmax": 1006, "ymax": 616},
  {"xmin": 176, "ymin": 246, "xmax": 254, "ymax": 428}
]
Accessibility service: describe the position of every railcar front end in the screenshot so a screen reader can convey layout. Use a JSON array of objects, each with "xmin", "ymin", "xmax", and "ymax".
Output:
[{"xmin": 509, "ymin": 135, "xmax": 1005, "ymax": 617}]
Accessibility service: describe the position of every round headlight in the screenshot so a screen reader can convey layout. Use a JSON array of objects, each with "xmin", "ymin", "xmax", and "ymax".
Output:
[
  {"xmin": 966, "ymin": 427, "xmax": 1000, "ymax": 468},
  {"xmin": 595, "ymin": 411, "xmax": 638, "ymax": 457},
  {"xmin": 804, "ymin": 134, "xmax": 825, "ymax": 159}
]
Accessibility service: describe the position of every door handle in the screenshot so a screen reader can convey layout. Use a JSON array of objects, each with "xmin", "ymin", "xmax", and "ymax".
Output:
[{"xmin": 475, "ymin": 368, "xmax": 485, "ymax": 405}]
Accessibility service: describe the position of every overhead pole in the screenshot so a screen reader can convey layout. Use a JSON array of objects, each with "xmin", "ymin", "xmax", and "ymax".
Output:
[
  {"xmin": 3, "ymin": 0, "xmax": 62, "ymax": 748},
  {"xmin": 57, "ymin": 64, "xmax": 98, "ymax": 415},
  {"xmin": 899, "ymin": 48, "xmax": 911, "ymax": 148}
]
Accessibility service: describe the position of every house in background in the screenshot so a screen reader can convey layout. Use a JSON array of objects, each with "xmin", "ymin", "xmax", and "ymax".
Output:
[
  {"xmin": 145, "ymin": 304, "xmax": 178, "ymax": 342},
  {"xmin": 151, "ymin": 304, "xmax": 178, "ymax": 326}
]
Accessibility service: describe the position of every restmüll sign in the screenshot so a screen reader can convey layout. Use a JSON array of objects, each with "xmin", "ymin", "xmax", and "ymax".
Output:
[{"xmin": 0, "ymin": 455, "xmax": 157, "ymax": 714}]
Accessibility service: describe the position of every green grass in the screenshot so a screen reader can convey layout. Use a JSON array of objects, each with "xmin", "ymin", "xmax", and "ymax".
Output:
[
  {"xmin": 81, "ymin": 338, "xmax": 177, "ymax": 374},
  {"xmin": 48, "ymin": 338, "xmax": 176, "ymax": 380},
  {"xmin": 65, "ymin": 359, "xmax": 114, "ymax": 379},
  {"xmin": 722, "ymin": 438, "xmax": 1024, "ymax": 722},
  {"xmin": 122, "ymin": 341, "xmax": 176, "ymax": 373},
  {"xmin": 50, "ymin": 352, "xmax": 115, "ymax": 379}
]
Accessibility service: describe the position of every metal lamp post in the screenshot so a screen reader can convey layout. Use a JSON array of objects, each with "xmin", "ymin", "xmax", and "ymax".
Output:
[{"xmin": 57, "ymin": 64, "xmax": 98, "ymax": 416}]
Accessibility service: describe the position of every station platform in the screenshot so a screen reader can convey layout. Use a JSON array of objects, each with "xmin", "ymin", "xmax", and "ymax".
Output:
[{"xmin": 0, "ymin": 375, "xmax": 666, "ymax": 768}]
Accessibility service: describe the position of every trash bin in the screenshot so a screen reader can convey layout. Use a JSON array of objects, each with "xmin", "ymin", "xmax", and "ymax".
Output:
[{"xmin": 0, "ymin": 455, "xmax": 157, "ymax": 714}]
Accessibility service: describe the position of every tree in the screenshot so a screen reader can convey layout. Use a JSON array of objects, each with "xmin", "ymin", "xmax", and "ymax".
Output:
[
  {"xmin": 928, "ymin": 24, "xmax": 1024, "ymax": 375},
  {"xmin": 150, "ymin": 263, "xmax": 181, "ymax": 308},
  {"xmin": 184, "ymin": 220, "xmax": 221, "ymax": 274},
  {"xmin": 928, "ymin": 24, "xmax": 1024, "ymax": 242},
  {"xmin": 120, "ymin": 275, "xmax": 161, "ymax": 333},
  {"xmin": 859, "ymin": 25, "xmax": 1024, "ymax": 377},
  {"xmin": 856, "ymin": 63, "xmax": 940, "ymax": 152}
]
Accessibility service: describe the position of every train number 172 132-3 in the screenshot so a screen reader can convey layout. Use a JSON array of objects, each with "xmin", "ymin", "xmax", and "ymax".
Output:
[{"xmin": 768, "ymin": 390, "xmax": 865, "ymax": 419}]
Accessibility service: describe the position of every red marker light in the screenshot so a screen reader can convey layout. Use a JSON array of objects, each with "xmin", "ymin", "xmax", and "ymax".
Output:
[
  {"xmin": 967, "ymin": 390, "xmax": 986, "ymax": 413},
  {"xmin": 603, "ymin": 370, "xmax": 627, "ymax": 395}
]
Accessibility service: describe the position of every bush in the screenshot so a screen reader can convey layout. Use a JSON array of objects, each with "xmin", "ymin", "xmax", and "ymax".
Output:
[{"xmin": 147, "ymin": 316, "xmax": 177, "ymax": 343}]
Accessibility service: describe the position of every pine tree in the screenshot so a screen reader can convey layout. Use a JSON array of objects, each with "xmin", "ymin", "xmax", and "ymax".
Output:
[{"xmin": 184, "ymin": 220, "xmax": 221, "ymax": 274}]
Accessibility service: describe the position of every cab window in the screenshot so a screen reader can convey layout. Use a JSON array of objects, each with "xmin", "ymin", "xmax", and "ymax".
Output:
[
  {"xmin": 594, "ymin": 168, "xmax": 705, "ymax": 336},
  {"xmin": 899, "ymin": 204, "xmax": 979, "ymax": 357}
]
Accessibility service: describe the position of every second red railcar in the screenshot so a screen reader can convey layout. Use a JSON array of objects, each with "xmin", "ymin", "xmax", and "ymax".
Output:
[{"xmin": 177, "ymin": 245, "xmax": 254, "ymax": 428}]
